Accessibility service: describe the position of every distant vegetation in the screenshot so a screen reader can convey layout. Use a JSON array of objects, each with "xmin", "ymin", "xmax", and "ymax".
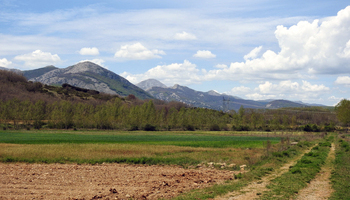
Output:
[{"xmin": 0, "ymin": 70, "xmax": 344, "ymax": 131}]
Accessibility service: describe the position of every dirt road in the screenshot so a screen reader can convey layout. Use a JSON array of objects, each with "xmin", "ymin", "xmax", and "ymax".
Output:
[
  {"xmin": 0, "ymin": 163, "xmax": 234, "ymax": 200},
  {"xmin": 215, "ymin": 146, "xmax": 315, "ymax": 200},
  {"xmin": 294, "ymin": 143, "xmax": 335, "ymax": 200}
]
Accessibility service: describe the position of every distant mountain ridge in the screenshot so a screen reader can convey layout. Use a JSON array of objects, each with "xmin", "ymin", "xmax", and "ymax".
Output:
[
  {"xmin": 144, "ymin": 82, "xmax": 266, "ymax": 110},
  {"xmin": 138, "ymin": 79, "xmax": 318, "ymax": 111},
  {"xmin": 28, "ymin": 61, "xmax": 153, "ymax": 99},
  {"xmin": 23, "ymin": 65, "xmax": 58, "ymax": 80}
]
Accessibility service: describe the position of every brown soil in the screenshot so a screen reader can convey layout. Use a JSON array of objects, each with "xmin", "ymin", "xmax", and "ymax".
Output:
[
  {"xmin": 0, "ymin": 163, "xmax": 235, "ymax": 200},
  {"xmin": 215, "ymin": 145, "xmax": 315, "ymax": 200},
  {"xmin": 295, "ymin": 143, "xmax": 335, "ymax": 200}
]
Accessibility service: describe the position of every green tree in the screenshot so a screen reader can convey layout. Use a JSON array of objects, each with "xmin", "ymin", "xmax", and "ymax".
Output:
[{"xmin": 335, "ymin": 99, "xmax": 350, "ymax": 126}]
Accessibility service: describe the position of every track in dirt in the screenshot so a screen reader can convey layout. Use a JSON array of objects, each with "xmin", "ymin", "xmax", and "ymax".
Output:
[
  {"xmin": 0, "ymin": 163, "xmax": 234, "ymax": 200},
  {"xmin": 295, "ymin": 143, "xmax": 335, "ymax": 200},
  {"xmin": 214, "ymin": 145, "xmax": 315, "ymax": 200}
]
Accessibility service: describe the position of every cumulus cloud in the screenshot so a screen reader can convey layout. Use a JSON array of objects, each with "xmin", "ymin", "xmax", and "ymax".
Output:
[
  {"xmin": 231, "ymin": 86, "xmax": 252, "ymax": 94},
  {"xmin": 174, "ymin": 31, "xmax": 197, "ymax": 40},
  {"xmin": 193, "ymin": 50, "xmax": 216, "ymax": 59},
  {"xmin": 14, "ymin": 50, "xmax": 61, "ymax": 68},
  {"xmin": 244, "ymin": 80, "xmax": 330, "ymax": 100},
  {"xmin": 335, "ymin": 76, "xmax": 350, "ymax": 86},
  {"xmin": 79, "ymin": 47, "xmax": 99, "ymax": 56},
  {"xmin": 214, "ymin": 64, "xmax": 228, "ymax": 68},
  {"xmin": 114, "ymin": 43, "xmax": 165, "ymax": 60},
  {"xmin": 244, "ymin": 46, "xmax": 262, "ymax": 60},
  {"xmin": 79, "ymin": 59, "xmax": 106, "ymax": 68},
  {"xmin": 204, "ymin": 6, "xmax": 350, "ymax": 81},
  {"xmin": 121, "ymin": 60, "xmax": 203, "ymax": 85},
  {"xmin": 0, "ymin": 58, "xmax": 12, "ymax": 67}
]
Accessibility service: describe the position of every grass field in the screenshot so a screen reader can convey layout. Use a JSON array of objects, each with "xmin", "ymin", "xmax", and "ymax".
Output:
[{"xmin": 0, "ymin": 130, "xmax": 282, "ymax": 166}]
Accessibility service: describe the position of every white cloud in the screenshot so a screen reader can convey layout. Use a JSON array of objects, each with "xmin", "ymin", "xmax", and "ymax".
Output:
[
  {"xmin": 204, "ymin": 6, "xmax": 350, "ymax": 81},
  {"xmin": 214, "ymin": 64, "xmax": 228, "ymax": 69},
  {"xmin": 0, "ymin": 58, "xmax": 12, "ymax": 67},
  {"xmin": 193, "ymin": 50, "xmax": 216, "ymax": 59},
  {"xmin": 121, "ymin": 60, "xmax": 203, "ymax": 85},
  {"xmin": 79, "ymin": 59, "xmax": 106, "ymax": 68},
  {"xmin": 245, "ymin": 93, "xmax": 278, "ymax": 100},
  {"xmin": 79, "ymin": 47, "xmax": 99, "ymax": 56},
  {"xmin": 301, "ymin": 80, "xmax": 329, "ymax": 92},
  {"xmin": 114, "ymin": 43, "xmax": 165, "ymax": 60},
  {"xmin": 245, "ymin": 80, "xmax": 330, "ymax": 101},
  {"xmin": 231, "ymin": 86, "xmax": 252, "ymax": 94},
  {"xmin": 335, "ymin": 76, "xmax": 350, "ymax": 86},
  {"xmin": 174, "ymin": 31, "xmax": 197, "ymax": 40},
  {"xmin": 244, "ymin": 46, "xmax": 262, "ymax": 60},
  {"xmin": 257, "ymin": 80, "xmax": 328, "ymax": 94},
  {"xmin": 328, "ymin": 96, "xmax": 343, "ymax": 101},
  {"xmin": 14, "ymin": 50, "xmax": 61, "ymax": 68}
]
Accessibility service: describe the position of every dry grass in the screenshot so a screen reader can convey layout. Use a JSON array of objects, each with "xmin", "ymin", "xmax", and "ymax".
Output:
[{"xmin": 0, "ymin": 143, "xmax": 265, "ymax": 166}]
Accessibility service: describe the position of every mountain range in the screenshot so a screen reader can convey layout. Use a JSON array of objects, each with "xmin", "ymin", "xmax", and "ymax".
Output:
[
  {"xmin": 0, "ymin": 62, "xmax": 324, "ymax": 110},
  {"xmin": 137, "ymin": 80, "xmax": 308, "ymax": 110}
]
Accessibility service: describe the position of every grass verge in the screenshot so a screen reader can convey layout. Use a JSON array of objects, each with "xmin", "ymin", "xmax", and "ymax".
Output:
[
  {"xmin": 259, "ymin": 139, "xmax": 332, "ymax": 200},
  {"xmin": 329, "ymin": 138, "xmax": 350, "ymax": 200},
  {"xmin": 171, "ymin": 141, "xmax": 313, "ymax": 200}
]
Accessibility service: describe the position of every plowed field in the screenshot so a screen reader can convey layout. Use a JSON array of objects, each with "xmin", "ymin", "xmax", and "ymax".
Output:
[{"xmin": 0, "ymin": 163, "xmax": 234, "ymax": 200}]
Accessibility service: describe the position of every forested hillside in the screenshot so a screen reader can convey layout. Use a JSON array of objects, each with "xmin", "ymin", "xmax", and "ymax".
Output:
[{"xmin": 0, "ymin": 70, "xmax": 339, "ymax": 131}]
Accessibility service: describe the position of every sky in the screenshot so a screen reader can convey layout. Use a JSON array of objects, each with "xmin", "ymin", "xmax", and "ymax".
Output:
[{"xmin": 0, "ymin": 0, "xmax": 350, "ymax": 106}]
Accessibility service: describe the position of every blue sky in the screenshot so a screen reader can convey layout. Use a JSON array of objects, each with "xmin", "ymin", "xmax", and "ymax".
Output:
[{"xmin": 1, "ymin": 0, "xmax": 350, "ymax": 106}]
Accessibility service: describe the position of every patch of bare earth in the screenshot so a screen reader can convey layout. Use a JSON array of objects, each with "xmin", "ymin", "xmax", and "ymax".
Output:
[
  {"xmin": 215, "ymin": 146, "xmax": 315, "ymax": 200},
  {"xmin": 294, "ymin": 143, "xmax": 335, "ymax": 200},
  {"xmin": 0, "ymin": 163, "xmax": 234, "ymax": 200}
]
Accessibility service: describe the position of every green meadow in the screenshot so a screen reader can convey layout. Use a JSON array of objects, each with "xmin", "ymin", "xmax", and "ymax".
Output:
[
  {"xmin": 0, "ymin": 131, "xmax": 280, "ymax": 147},
  {"xmin": 0, "ymin": 130, "xmax": 281, "ymax": 166}
]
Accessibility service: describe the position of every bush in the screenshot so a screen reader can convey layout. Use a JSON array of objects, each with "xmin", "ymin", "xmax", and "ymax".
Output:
[
  {"xmin": 209, "ymin": 124, "xmax": 220, "ymax": 131},
  {"xmin": 185, "ymin": 124, "xmax": 195, "ymax": 131},
  {"xmin": 143, "ymin": 124, "xmax": 156, "ymax": 131},
  {"xmin": 128, "ymin": 125, "xmax": 139, "ymax": 131},
  {"xmin": 33, "ymin": 120, "xmax": 43, "ymax": 129},
  {"xmin": 233, "ymin": 125, "xmax": 250, "ymax": 131}
]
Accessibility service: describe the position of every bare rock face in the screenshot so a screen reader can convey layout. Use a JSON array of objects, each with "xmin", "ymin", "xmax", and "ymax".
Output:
[{"xmin": 136, "ymin": 79, "xmax": 167, "ymax": 91}]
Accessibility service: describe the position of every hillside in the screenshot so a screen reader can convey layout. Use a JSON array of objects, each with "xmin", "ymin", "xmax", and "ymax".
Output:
[
  {"xmin": 29, "ymin": 61, "xmax": 153, "ymax": 100},
  {"xmin": 22, "ymin": 65, "xmax": 58, "ymax": 80},
  {"xmin": 147, "ymin": 84, "xmax": 267, "ymax": 110},
  {"xmin": 266, "ymin": 100, "xmax": 307, "ymax": 109},
  {"xmin": 0, "ymin": 69, "xmax": 119, "ymax": 103}
]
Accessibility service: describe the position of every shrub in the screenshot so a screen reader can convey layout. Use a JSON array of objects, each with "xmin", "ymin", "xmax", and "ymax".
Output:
[
  {"xmin": 185, "ymin": 124, "xmax": 195, "ymax": 131},
  {"xmin": 209, "ymin": 124, "xmax": 220, "ymax": 131},
  {"xmin": 33, "ymin": 120, "xmax": 43, "ymax": 129},
  {"xmin": 143, "ymin": 124, "xmax": 156, "ymax": 131}
]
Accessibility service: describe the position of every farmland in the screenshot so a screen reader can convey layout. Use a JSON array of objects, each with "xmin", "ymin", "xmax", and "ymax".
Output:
[{"xmin": 1, "ymin": 130, "xmax": 341, "ymax": 199}]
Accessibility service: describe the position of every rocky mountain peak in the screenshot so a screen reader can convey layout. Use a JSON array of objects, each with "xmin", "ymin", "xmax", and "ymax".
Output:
[
  {"xmin": 65, "ymin": 61, "xmax": 106, "ymax": 74},
  {"xmin": 207, "ymin": 90, "xmax": 221, "ymax": 96},
  {"xmin": 136, "ymin": 79, "xmax": 167, "ymax": 91},
  {"xmin": 172, "ymin": 84, "xmax": 180, "ymax": 89}
]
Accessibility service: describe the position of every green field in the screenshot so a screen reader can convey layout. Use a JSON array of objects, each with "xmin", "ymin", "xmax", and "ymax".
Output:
[
  {"xmin": 0, "ymin": 131, "xmax": 280, "ymax": 148},
  {"xmin": 0, "ymin": 130, "xmax": 283, "ymax": 166}
]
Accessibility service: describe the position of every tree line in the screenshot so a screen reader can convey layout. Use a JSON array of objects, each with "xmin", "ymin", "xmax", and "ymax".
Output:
[
  {"xmin": 0, "ymin": 69, "xmax": 343, "ymax": 131},
  {"xmin": 0, "ymin": 97, "xmax": 339, "ymax": 131}
]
